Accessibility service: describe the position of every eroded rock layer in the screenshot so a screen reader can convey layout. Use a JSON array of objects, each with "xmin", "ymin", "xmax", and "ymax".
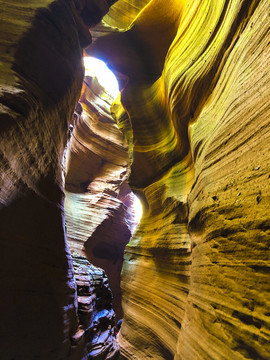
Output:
[
  {"xmin": 1, "ymin": 0, "xmax": 269, "ymax": 358},
  {"xmin": 87, "ymin": 0, "xmax": 270, "ymax": 358},
  {"xmin": 64, "ymin": 72, "xmax": 134, "ymax": 319},
  {"xmin": 71, "ymin": 253, "xmax": 119, "ymax": 359},
  {"xmin": 0, "ymin": 0, "xmax": 118, "ymax": 358}
]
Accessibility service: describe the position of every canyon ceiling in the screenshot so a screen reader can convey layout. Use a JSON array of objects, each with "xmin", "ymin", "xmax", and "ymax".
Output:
[{"xmin": 0, "ymin": 0, "xmax": 269, "ymax": 359}]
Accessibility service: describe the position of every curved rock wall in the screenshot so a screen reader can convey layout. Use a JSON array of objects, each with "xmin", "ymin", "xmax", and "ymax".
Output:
[
  {"xmin": 184, "ymin": 2, "xmax": 270, "ymax": 357},
  {"xmin": 1, "ymin": 0, "xmax": 269, "ymax": 358},
  {"xmin": 88, "ymin": 0, "xmax": 270, "ymax": 358},
  {"xmin": 64, "ymin": 73, "xmax": 133, "ymax": 319},
  {"xmin": 0, "ymin": 0, "xmax": 119, "ymax": 359}
]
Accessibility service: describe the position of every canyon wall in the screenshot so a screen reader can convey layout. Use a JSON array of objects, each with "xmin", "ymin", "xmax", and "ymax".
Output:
[
  {"xmin": 88, "ymin": 0, "xmax": 270, "ymax": 358},
  {"xmin": 0, "ymin": 0, "xmax": 119, "ymax": 359},
  {"xmin": 64, "ymin": 73, "xmax": 134, "ymax": 320},
  {"xmin": 0, "ymin": 0, "xmax": 269, "ymax": 359}
]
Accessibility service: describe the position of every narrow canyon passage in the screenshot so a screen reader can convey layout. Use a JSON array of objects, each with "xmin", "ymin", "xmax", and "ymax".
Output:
[
  {"xmin": 63, "ymin": 56, "xmax": 143, "ymax": 320},
  {"xmin": 0, "ymin": 0, "xmax": 269, "ymax": 359}
]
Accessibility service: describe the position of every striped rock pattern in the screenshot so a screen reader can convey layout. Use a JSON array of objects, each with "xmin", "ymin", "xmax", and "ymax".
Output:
[
  {"xmin": 0, "ymin": 0, "xmax": 269, "ymax": 359},
  {"xmin": 88, "ymin": 0, "xmax": 270, "ymax": 359},
  {"xmin": 64, "ymin": 73, "xmax": 134, "ymax": 319},
  {"xmin": 0, "ymin": 0, "xmax": 119, "ymax": 359}
]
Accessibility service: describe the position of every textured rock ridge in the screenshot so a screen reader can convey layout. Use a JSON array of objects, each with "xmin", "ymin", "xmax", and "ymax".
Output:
[
  {"xmin": 87, "ymin": 0, "xmax": 270, "ymax": 359},
  {"xmin": 0, "ymin": 0, "xmax": 117, "ymax": 358},
  {"xmin": 71, "ymin": 253, "xmax": 119, "ymax": 359},
  {"xmin": 182, "ymin": 1, "xmax": 270, "ymax": 358}
]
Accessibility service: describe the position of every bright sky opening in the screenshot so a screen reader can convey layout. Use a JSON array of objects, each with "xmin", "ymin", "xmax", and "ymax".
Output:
[
  {"xmin": 84, "ymin": 56, "xmax": 119, "ymax": 99},
  {"xmin": 133, "ymin": 195, "xmax": 143, "ymax": 223}
]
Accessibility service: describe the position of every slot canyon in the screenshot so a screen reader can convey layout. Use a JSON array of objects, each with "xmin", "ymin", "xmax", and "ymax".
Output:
[{"xmin": 0, "ymin": 0, "xmax": 269, "ymax": 359}]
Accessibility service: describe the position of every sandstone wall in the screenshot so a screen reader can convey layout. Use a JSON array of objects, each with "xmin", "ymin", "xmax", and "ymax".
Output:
[
  {"xmin": 64, "ymin": 73, "xmax": 134, "ymax": 320},
  {"xmin": 88, "ymin": 0, "xmax": 270, "ymax": 358},
  {"xmin": 0, "ymin": 1, "xmax": 118, "ymax": 358},
  {"xmin": 1, "ymin": 0, "xmax": 269, "ymax": 358}
]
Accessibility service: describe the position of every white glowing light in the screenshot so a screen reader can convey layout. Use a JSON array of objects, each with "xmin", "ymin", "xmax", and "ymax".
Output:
[
  {"xmin": 133, "ymin": 195, "xmax": 143, "ymax": 223},
  {"xmin": 83, "ymin": 56, "xmax": 119, "ymax": 99}
]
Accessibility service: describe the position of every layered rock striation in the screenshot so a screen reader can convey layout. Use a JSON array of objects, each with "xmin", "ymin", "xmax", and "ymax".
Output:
[
  {"xmin": 87, "ymin": 0, "xmax": 270, "ymax": 359},
  {"xmin": 0, "ymin": 0, "xmax": 119, "ymax": 359},
  {"xmin": 64, "ymin": 69, "xmax": 135, "ymax": 319},
  {"xmin": 1, "ymin": 0, "xmax": 269, "ymax": 359}
]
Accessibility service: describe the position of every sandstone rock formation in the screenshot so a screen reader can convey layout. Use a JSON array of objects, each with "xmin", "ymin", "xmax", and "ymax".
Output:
[
  {"xmin": 63, "ymin": 70, "xmax": 135, "ymax": 320},
  {"xmin": 71, "ymin": 252, "xmax": 119, "ymax": 359},
  {"xmin": 0, "ymin": 0, "xmax": 269, "ymax": 359},
  {"xmin": 87, "ymin": 0, "xmax": 270, "ymax": 359},
  {"xmin": 0, "ymin": 1, "xmax": 119, "ymax": 359}
]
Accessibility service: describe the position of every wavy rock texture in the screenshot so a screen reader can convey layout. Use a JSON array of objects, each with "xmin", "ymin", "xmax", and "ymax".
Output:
[
  {"xmin": 87, "ymin": 0, "xmax": 270, "ymax": 359},
  {"xmin": 1, "ymin": 0, "xmax": 269, "ymax": 359},
  {"xmin": 0, "ymin": 0, "xmax": 119, "ymax": 359},
  {"xmin": 103, "ymin": 0, "xmax": 151, "ymax": 29},
  {"xmin": 64, "ymin": 74, "xmax": 134, "ymax": 319}
]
